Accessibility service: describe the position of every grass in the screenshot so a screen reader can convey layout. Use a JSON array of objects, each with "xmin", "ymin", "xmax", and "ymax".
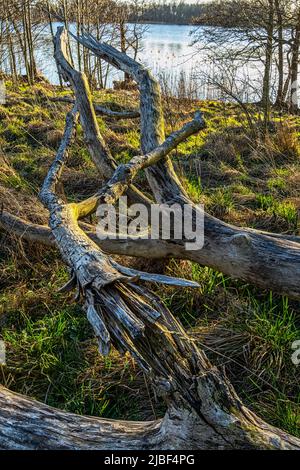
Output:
[
  {"xmin": 207, "ymin": 187, "xmax": 235, "ymax": 218},
  {"xmin": 255, "ymin": 195, "xmax": 298, "ymax": 231},
  {"xmin": 0, "ymin": 82, "xmax": 299, "ymax": 434},
  {"xmin": 183, "ymin": 175, "xmax": 202, "ymax": 202},
  {"xmin": 1, "ymin": 305, "xmax": 157, "ymax": 419},
  {"xmin": 0, "ymin": 257, "xmax": 160, "ymax": 420},
  {"xmin": 267, "ymin": 176, "xmax": 287, "ymax": 192}
]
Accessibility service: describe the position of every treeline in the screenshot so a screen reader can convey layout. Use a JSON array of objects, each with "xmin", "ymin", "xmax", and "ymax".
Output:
[
  {"xmin": 49, "ymin": 1, "xmax": 205, "ymax": 26},
  {"xmin": 0, "ymin": 0, "xmax": 149, "ymax": 88},
  {"xmin": 128, "ymin": 2, "xmax": 204, "ymax": 25},
  {"xmin": 193, "ymin": 0, "xmax": 300, "ymax": 121},
  {"xmin": 1, "ymin": 0, "xmax": 300, "ymax": 120}
]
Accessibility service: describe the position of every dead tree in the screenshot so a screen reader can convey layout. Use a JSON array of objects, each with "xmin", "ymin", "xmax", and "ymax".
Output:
[{"xmin": 0, "ymin": 27, "xmax": 300, "ymax": 450}]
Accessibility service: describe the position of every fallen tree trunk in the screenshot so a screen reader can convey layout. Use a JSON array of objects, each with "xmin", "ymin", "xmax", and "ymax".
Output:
[
  {"xmin": 0, "ymin": 27, "xmax": 299, "ymax": 450},
  {"xmin": 1, "ymin": 366, "xmax": 300, "ymax": 450},
  {"xmin": 2, "ymin": 210, "xmax": 300, "ymax": 300},
  {"xmin": 0, "ymin": 387, "xmax": 163, "ymax": 450}
]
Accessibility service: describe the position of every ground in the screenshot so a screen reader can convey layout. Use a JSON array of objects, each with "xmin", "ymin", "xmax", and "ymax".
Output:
[{"xmin": 0, "ymin": 81, "xmax": 299, "ymax": 434}]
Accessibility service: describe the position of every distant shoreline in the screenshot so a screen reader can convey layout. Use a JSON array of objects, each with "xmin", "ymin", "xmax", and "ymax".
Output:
[
  {"xmin": 51, "ymin": 20, "xmax": 197, "ymax": 27},
  {"xmin": 128, "ymin": 21, "xmax": 194, "ymax": 26}
]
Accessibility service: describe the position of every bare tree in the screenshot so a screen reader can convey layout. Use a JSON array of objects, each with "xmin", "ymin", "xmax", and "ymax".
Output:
[
  {"xmin": 109, "ymin": 0, "xmax": 148, "ymax": 88},
  {"xmin": 289, "ymin": 2, "xmax": 300, "ymax": 111},
  {"xmin": 193, "ymin": 0, "xmax": 300, "ymax": 120}
]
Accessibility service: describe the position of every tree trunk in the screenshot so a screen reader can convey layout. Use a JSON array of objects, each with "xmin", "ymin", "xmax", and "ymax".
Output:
[
  {"xmin": 47, "ymin": 0, "xmax": 63, "ymax": 87},
  {"xmin": 119, "ymin": 20, "xmax": 131, "ymax": 85},
  {"xmin": 290, "ymin": 10, "xmax": 300, "ymax": 113},
  {"xmin": 274, "ymin": 0, "xmax": 284, "ymax": 108},
  {"xmin": 262, "ymin": 0, "xmax": 274, "ymax": 131}
]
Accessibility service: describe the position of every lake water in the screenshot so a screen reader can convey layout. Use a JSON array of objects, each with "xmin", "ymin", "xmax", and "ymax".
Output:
[
  {"xmin": 35, "ymin": 23, "xmax": 203, "ymax": 91},
  {"xmin": 133, "ymin": 24, "xmax": 199, "ymax": 79},
  {"xmin": 32, "ymin": 23, "xmax": 263, "ymax": 101}
]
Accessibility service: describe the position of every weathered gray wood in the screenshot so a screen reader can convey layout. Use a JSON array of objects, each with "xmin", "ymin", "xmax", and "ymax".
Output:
[
  {"xmin": 2, "ymin": 209, "xmax": 300, "ymax": 250},
  {"xmin": 0, "ymin": 319, "xmax": 300, "ymax": 450},
  {"xmin": 67, "ymin": 29, "xmax": 300, "ymax": 449},
  {"xmin": 111, "ymin": 262, "xmax": 201, "ymax": 288},
  {"xmin": 75, "ymin": 110, "xmax": 205, "ymax": 218},
  {"xmin": 2, "ymin": 385, "xmax": 298, "ymax": 451},
  {"xmin": 2, "ymin": 210, "xmax": 300, "ymax": 252},
  {"xmin": 0, "ymin": 386, "xmax": 163, "ymax": 450}
]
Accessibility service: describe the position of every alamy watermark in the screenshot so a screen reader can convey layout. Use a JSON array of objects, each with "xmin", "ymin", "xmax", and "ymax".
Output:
[
  {"xmin": 291, "ymin": 340, "xmax": 300, "ymax": 366},
  {"xmin": 291, "ymin": 80, "xmax": 300, "ymax": 106},
  {"xmin": 0, "ymin": 341, "xmax": 6, "ymax": 366},
  {"xmin": 96, "ymin": 197, "xmax": 205, "ymax": 251}
]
